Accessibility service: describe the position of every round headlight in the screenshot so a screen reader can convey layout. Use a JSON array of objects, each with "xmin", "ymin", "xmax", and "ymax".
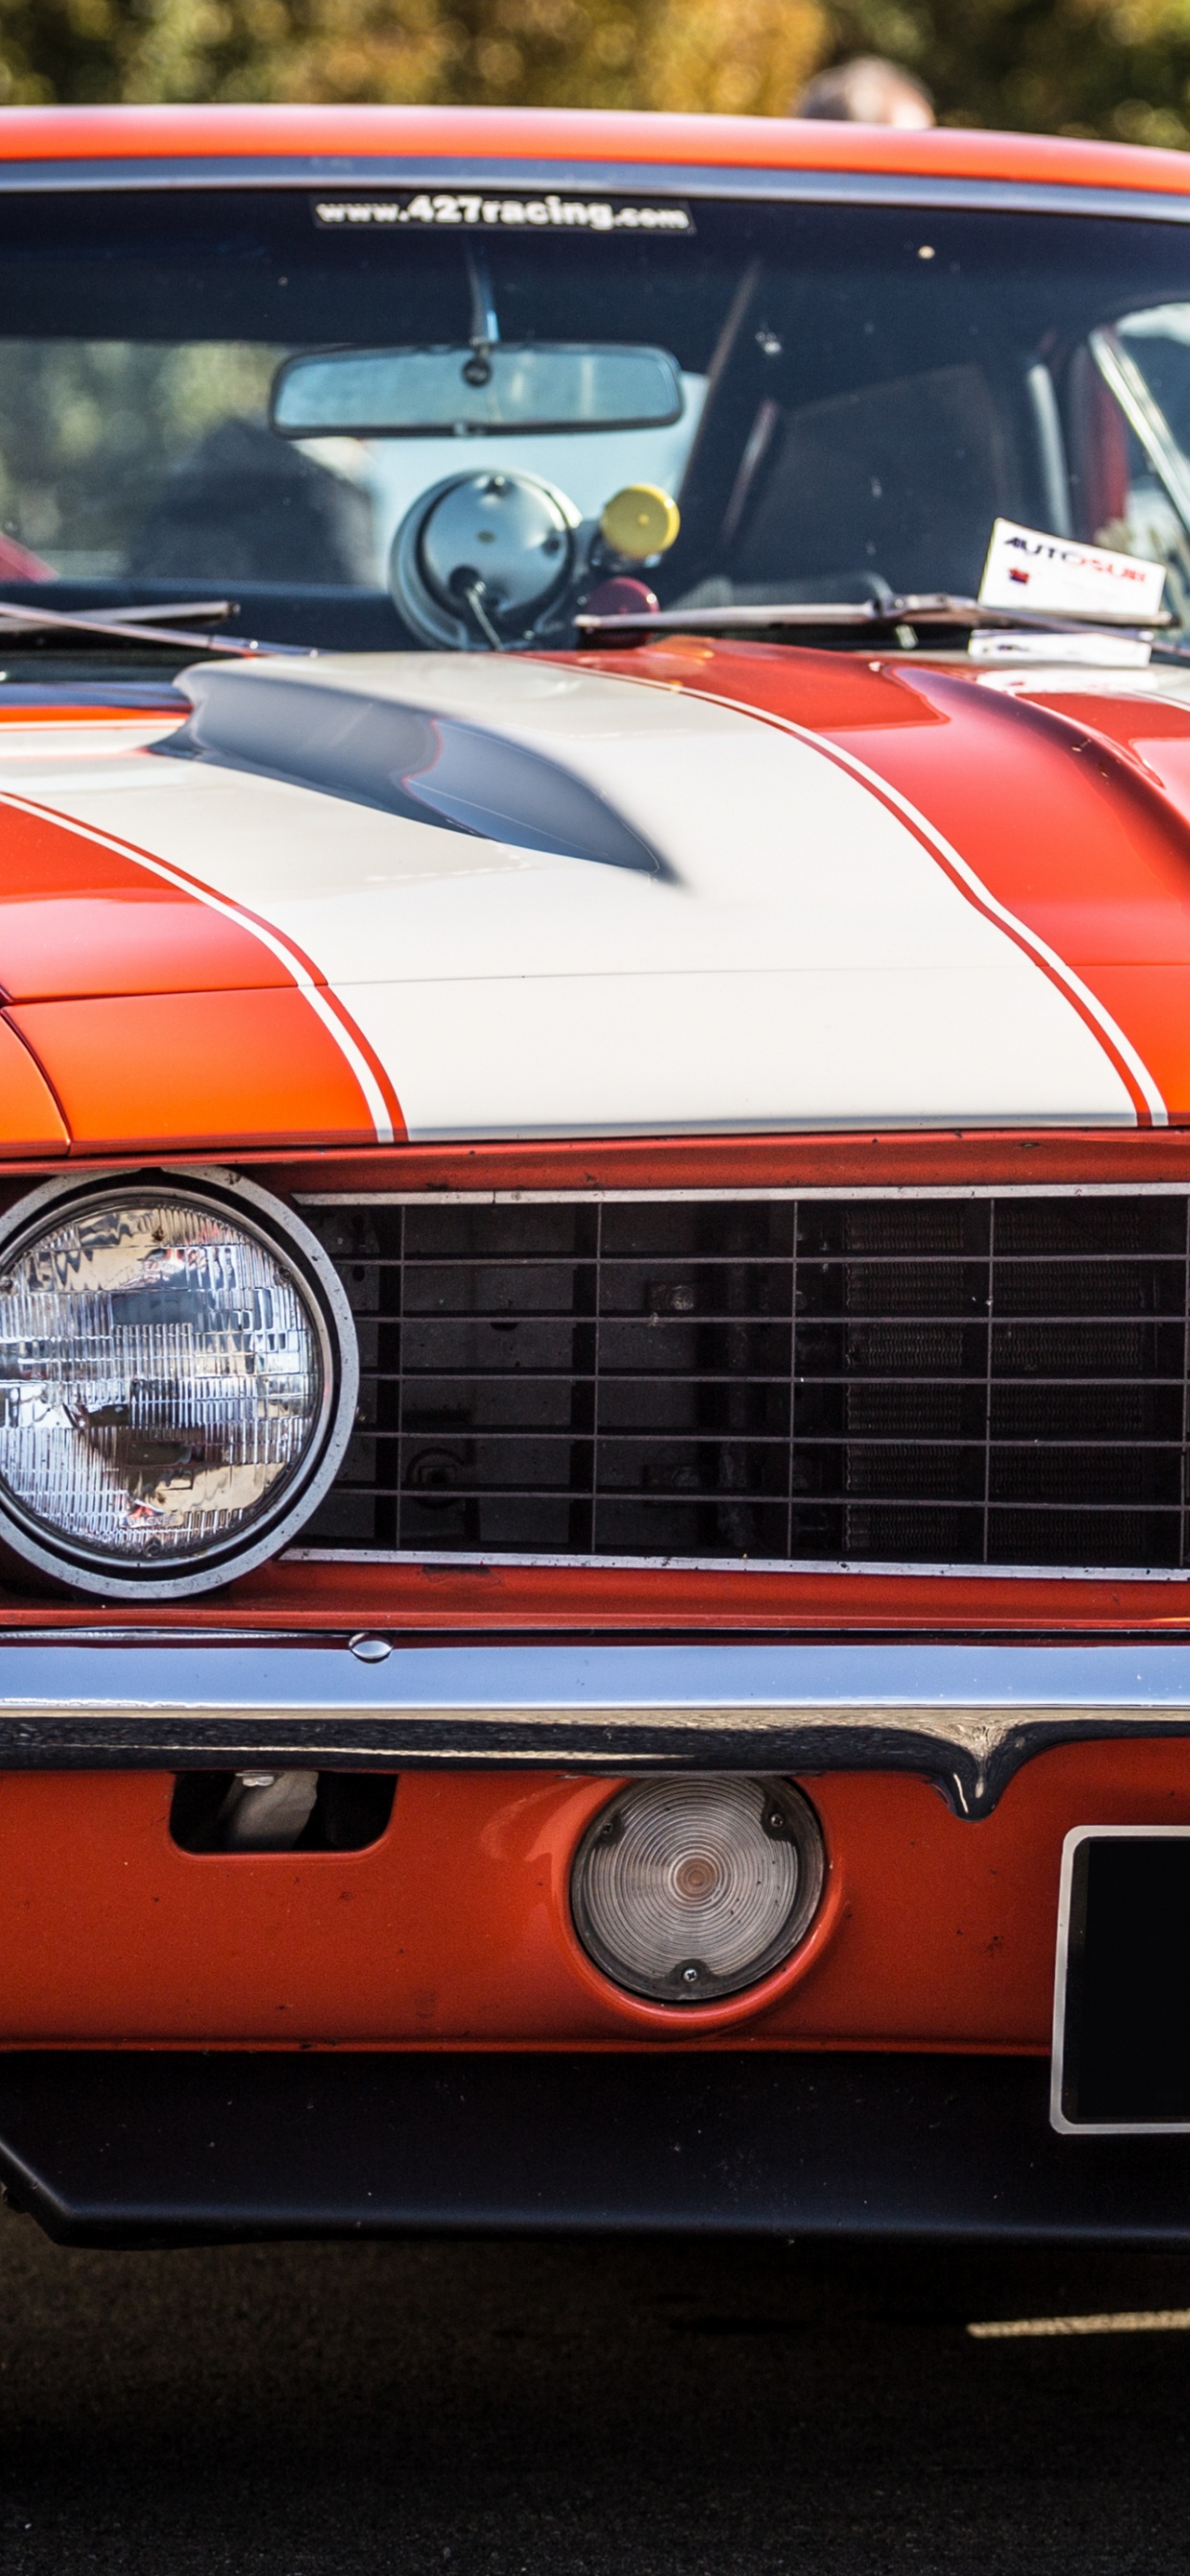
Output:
[
  {"xmin": 571, "ymin": 1776, "xmax": 825, "ymax": 2005},
  {"xmin": 0, "ymin": 1172, "xmax": 356, "ymax": 1598}
]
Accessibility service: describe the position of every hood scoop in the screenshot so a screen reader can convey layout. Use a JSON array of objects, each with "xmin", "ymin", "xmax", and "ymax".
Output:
[{"xmin": 166, "ymin": 666, "xmax": 668, "ymax": 877}]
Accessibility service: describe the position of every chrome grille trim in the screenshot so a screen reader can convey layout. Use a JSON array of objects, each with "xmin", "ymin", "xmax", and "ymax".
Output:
[
  {"xmin": 298, "ymin": 1185, "xmax": 1190, "ymax": 1206},
  {"xmin": 285, "ymin": 1548, "xmax": 1190, "ymax": 1581}
]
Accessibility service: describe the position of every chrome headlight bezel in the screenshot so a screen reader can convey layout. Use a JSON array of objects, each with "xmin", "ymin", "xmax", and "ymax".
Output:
[{"xmin": 0, "ymin": 1167, "xmax": 358, "ymax": 1599}]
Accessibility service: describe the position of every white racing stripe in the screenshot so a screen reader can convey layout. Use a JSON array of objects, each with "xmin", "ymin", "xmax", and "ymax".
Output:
[
  {"xmin": 0, "ymin": 656, "xmax": 1140, "ymax": 1140},
  {"xmin": 629, "ymin": 664, "xmax": 1166, "ymax": 1125}
]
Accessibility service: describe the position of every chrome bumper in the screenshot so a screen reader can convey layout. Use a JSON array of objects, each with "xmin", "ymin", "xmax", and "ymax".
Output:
[{"xmin": 1, "ymin": 1635, "xmax": 1190, "ymax": 1814}]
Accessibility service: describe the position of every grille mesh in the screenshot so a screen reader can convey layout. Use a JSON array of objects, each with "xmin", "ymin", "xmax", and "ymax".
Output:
[{"xmin": 301, "ymin": 1194, "xmax": 1190, "ymax": 1570}]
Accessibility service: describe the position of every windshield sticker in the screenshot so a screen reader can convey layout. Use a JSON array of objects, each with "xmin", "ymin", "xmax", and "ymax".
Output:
[
  {"xmin": 313, "ymin": 194, "xmax": 695, "ymax": 236},
  {"xmin": 979, "ymin": 516, "xmax": 1166, "ymax": 622}
]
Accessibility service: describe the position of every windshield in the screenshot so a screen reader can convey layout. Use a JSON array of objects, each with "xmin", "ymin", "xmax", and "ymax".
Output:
[{"xmin": 5, "ymin": 187, "xmax": 1190, "ymax": 664}]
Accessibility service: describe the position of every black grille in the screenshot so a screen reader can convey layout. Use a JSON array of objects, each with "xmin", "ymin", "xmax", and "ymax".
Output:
[{"xmin": 301, "ymin": 1194, "xmax": 1190, "ymax": 1570}]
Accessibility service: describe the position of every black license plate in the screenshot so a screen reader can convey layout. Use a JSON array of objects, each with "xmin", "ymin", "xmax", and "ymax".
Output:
[{"xmin": 1053, "ymin": 1828, "xmax": 1190, "ymax": 2131}]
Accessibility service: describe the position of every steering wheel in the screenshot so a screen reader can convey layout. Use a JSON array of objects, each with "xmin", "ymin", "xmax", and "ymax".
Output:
[{"xmin": 389, "ymin": 468, "xmax": 585, "ymax": 649}]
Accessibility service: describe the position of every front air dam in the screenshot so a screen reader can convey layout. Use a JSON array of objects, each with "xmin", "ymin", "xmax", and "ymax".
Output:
[{"xmin": 2, "ymin": 2049, "xmax": 1190, "ymax": 2245}]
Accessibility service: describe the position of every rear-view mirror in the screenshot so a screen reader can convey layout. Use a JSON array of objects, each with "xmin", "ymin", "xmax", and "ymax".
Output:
[{"xmin": 270, "ymin": 343, "xmax": 684, "ymax": 438}]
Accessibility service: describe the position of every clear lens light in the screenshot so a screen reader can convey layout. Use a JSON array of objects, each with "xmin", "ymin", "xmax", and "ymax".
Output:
[
  {"xmin": 0, "ymin": 1197, "xmax": 324, "ymax": 1566},
  {"xmin": 571, "ymin": 1776, "xmax": 824, "ymax": 2004}
]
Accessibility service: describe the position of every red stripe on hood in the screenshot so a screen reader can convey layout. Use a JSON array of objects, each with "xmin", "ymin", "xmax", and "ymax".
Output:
[
  {"xmin": 841, "ymin": 664, "xmax": 1190, "ymax": 1121},
  {"xmin": 0, "ymin": 793, "xmax": 403, "ymax": 1151},
  {"xmin": 580, "ymin": 641, "xmax": 1181, "ymax": 1122},
  {"xmin": 0, "ymin": 793, "xmax": 295, "ymax": 1000}
]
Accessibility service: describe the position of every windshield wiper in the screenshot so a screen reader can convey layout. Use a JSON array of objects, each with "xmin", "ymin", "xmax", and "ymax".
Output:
[
  {"xmin": 0, "ymin": 597, "xmax": 311, "ymax": 656},
  {"xmin": 577, "ymin": 590, "xmax": 1190, "ymax": 658}
]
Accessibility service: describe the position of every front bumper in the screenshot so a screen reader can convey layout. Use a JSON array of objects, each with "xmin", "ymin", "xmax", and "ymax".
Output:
[
  {"xmin": 7, "ymin": 1632, "xmax": 1190, "ymax": 1814},
  {"xmin": 3, "ymin": 1631, "xmax": 1190, "ymax": 2102},
  {"xmin": 6, "ymin": 2047, "xmax": 1190, "ymax": 2246}
]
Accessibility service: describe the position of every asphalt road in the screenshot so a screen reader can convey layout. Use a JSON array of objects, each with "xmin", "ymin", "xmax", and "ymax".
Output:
[{"xmin": 4, "ymin": 2210, "xmax": 1190, "ymax": 2574}]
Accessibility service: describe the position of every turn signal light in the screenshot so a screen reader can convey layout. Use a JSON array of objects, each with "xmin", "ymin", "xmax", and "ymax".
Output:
[{"xmin": 570, "ymin": 1775, "xmax": 824, "ymax": 2004}]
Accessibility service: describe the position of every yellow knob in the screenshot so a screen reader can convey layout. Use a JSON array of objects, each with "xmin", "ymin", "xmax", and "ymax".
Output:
[{"xmin": 599, "ymin": 483, "xmax": 681, "ymax": 561}]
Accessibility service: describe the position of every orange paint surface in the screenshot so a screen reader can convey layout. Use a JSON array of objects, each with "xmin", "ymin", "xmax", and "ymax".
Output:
[
  {"xmin": 0, "ymin": 1549, "xmax": 1184, "ymax": 1634},
  {"xmin": 0, "ymin": 1013, "xmax": 68, "ymax": 1154},
  {"xmin": 0, "ymin": 105, "xmax": 1184, "ymax": 198},
  {"xmin": 0, "ymin": 797, "xmax": 294, "ymax": 1000},
  {"xmin": 250, "ymin": 1125, "xmax": 1190, "ymax": 1192},
  {"xmin": 1, "ymin": 1738, "xmax": 1187, "ymax": 2048},
  {"xmin": 0, "ymin": 707, "xmax": 180, "ymax": 726},
  {"xmin": 5, "ymin": 1121, "xmax": 1190, "ymax": 1191},
  {"xmin": 226, "ymin": 1552, "xmax": 1190, "ymax": 1635},
  {"xmin": 7, "ymin": 987, "xmax": 380, "ymax": 1153}
]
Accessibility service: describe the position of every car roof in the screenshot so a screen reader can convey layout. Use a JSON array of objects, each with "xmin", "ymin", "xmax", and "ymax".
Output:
[{"xmin": 0, "ymin": 103, "xmax": 1188, "ymax": 207}]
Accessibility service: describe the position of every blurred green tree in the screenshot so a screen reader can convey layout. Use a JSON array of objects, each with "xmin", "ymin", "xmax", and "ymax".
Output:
[
  {"xmin": 0, "ymin": 0, "xmax": 1187, "ymax": 154},
  {"xmin": 118, "ymin": 0, "xmax": 827, "ymax": 113},
  {"xmin": 826, "ymin": 0, "xmax": 1190, "ymax": 146},
  {"xmin": 0, "ymin": 0, "xmax": 126, "ymax": 104}
]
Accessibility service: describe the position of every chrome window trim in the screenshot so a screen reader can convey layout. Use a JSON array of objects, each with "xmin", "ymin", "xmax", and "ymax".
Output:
[
  {"xmin": 0, "ymin": 161, "xmax": 1186, "ymax": 228},
  {"xmin": 2, "ymin": 1633, "xmax": 1190, "ymax": 1815}
]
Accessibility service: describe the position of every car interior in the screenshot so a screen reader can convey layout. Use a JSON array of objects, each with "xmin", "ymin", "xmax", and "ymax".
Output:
[{"xmin": 0, "ymin": 195, "xmax": 1185, "ymax": 651}]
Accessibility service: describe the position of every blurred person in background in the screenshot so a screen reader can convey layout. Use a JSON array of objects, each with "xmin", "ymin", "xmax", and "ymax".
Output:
[{"xmin": 791, "ymin": 56, "xmax": 936, "ymax": 126}]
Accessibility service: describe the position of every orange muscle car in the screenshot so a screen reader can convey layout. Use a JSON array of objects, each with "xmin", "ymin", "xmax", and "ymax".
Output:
[{"xmin": 0, "ymin": 103, "xmax": 1188, "ymax": 2234}]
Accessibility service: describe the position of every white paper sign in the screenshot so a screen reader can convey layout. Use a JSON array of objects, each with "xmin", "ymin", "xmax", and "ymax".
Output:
[
  {"xmin": 968, "ymin": 630, "xmax": 1152, "ymax": 667},
  {"xmin": 978, "ymin": 518, "xmax": 1166, "ymax": 622}
]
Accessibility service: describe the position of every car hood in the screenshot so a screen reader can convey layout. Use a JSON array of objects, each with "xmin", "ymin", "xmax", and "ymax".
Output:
[{"xmin": 1, "ymin": 640, "xmax": 1190, "ymax": 1155}]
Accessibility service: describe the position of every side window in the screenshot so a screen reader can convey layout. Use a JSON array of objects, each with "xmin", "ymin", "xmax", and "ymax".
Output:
[
  {"xmin": 1069, "ymin": 306, "xmax": 1190, "ymax": 618},
  {"xmin": 0, "ymin": 340, "xmax": 376, "ymax": 586}
]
